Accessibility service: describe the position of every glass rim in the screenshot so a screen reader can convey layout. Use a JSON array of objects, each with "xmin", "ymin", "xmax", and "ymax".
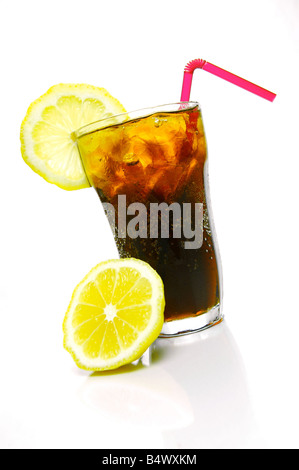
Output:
[{"xmin": 73, "ymin": 101, "xmax": 200, "ymax": 139}]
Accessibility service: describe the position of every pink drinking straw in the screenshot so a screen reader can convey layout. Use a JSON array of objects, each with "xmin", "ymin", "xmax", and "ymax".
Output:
[{"xmin": 181, "ymin": 58, "xmax": 276, "ymax": 102}]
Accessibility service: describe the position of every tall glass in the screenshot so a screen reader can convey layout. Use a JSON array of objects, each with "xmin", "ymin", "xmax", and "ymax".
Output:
[{"xmin": 75, "ymin": 102, "xmax": 223, "ymax": 336}]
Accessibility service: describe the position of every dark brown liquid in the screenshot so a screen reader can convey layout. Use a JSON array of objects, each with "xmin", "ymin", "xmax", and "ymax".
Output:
[{"xmin": 79, "ymin": 106, "xmax": 221, "ymax": 322}]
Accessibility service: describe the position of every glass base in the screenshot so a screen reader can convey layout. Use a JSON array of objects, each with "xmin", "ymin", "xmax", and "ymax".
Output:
[{"xmin": 159, "ymin": 304, "xmax": 223, "ymax": 338}]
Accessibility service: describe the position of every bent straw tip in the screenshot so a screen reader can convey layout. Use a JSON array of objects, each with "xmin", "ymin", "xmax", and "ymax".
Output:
[{"xmin": 184, "ymin": 58, "xmax": 207, "ymax": 73}]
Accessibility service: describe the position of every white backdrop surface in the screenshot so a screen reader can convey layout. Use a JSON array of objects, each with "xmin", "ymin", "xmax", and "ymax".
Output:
[{"xmin": 0, "ymin": 0, "xmax": 298, "ymax": 449}]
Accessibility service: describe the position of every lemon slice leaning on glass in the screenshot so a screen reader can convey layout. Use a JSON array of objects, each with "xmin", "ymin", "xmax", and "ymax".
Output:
[{"xmin": 20, "ymin": 84, "xmax": 126, "ymax": 190}]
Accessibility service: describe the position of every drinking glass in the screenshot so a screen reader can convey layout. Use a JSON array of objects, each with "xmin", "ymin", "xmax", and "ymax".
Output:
[{"xmin": 75, "ymin": 102, "xmax": 223, "ymax": 336}]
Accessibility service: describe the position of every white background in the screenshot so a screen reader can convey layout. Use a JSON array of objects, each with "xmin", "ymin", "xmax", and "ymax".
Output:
[{"xmin": 0, "ymin": 0, "xmax": 298, "ymax": 449}]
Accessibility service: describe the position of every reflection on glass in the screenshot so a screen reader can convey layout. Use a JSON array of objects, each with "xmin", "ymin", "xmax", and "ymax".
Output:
[
  {"xmin": 79, "ymin": 322, "xmax": 255, "ymax": 447},
  {"xmin": 79, "ymin": 364, "xmax": 193, "ymax": 431},
  {"xmin": 156, "ymin": 323, "xmax": 256, "ymax": 448}
]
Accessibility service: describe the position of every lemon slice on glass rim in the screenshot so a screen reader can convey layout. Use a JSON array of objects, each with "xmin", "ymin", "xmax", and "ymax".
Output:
[
  {"xmin": 63, "ymin": 258, "xmax": 165, "ymax": 371},
  {"xmin": 20, "ymin": 84, "xmax": 126, "ymax": 190}
]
